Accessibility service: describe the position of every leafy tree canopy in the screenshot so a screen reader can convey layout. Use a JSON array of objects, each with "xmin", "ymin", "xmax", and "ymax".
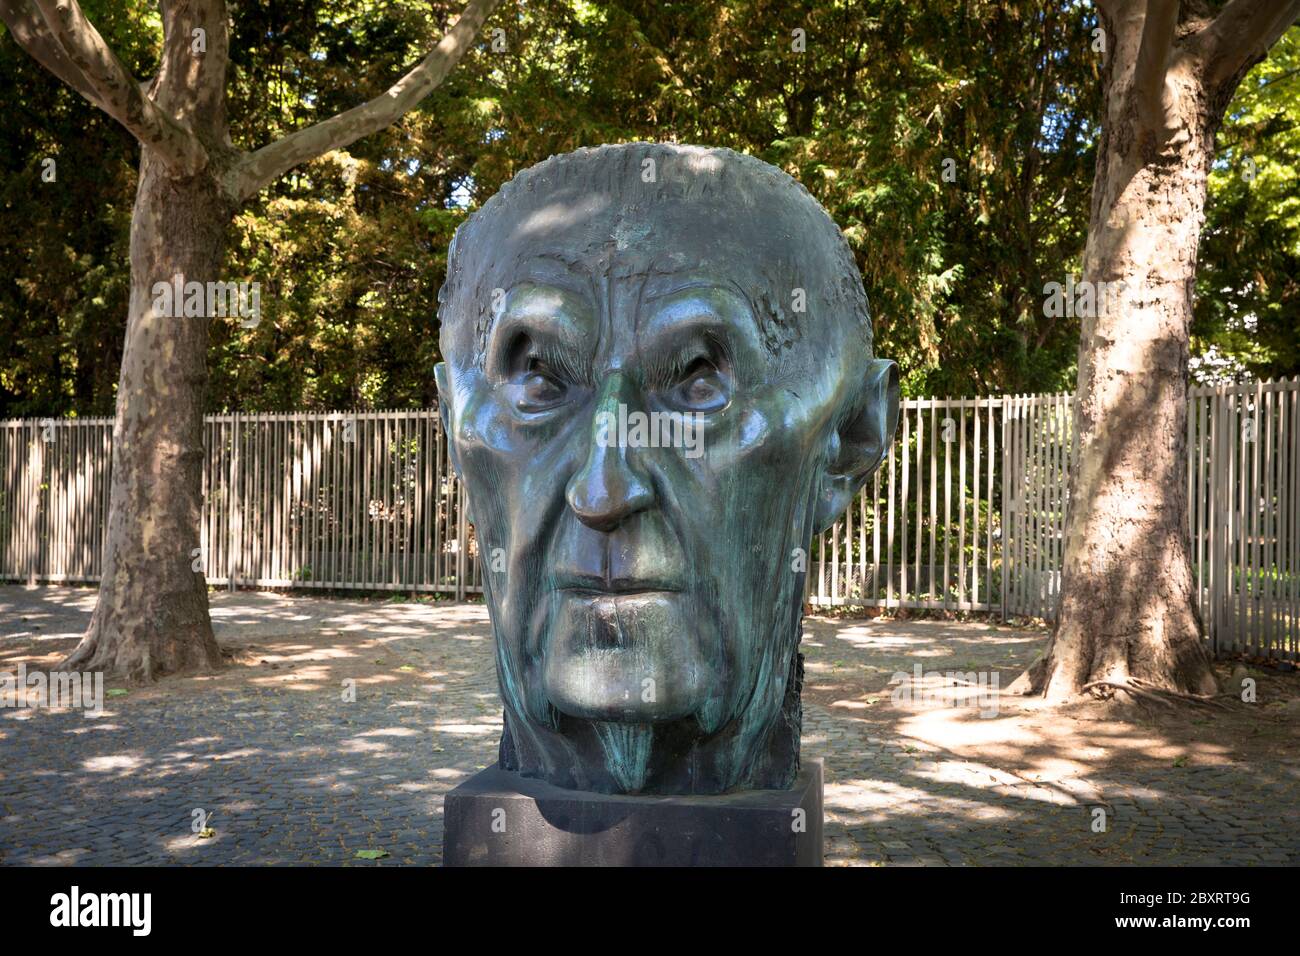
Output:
[{"xmin": 1, "ymin": 1, "xmax": 1295, "ymax": 416}]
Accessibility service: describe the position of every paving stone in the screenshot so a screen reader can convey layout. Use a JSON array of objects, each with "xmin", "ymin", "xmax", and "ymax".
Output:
[{"xmin": 2, "ymin": 587, "xmax": 1297, "ymax": 866}]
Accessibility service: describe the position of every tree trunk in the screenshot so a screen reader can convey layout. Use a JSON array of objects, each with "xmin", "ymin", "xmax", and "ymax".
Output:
[
  {"xmin": 61, "ymin": 148, "xmax": 230, "ymax": 681},
  {"xmin": 1021, "ymin": 22, "xmax": 1223, "ymax": 701},
  {"xmin": 10, "ymin": 0, "xmax": 495, "ymax": 681}
]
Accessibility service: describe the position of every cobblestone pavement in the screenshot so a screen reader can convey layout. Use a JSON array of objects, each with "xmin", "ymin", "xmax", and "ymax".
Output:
[{"xmin": 2, "ymin": 587, "xmax": 1298, "ymax": 866}]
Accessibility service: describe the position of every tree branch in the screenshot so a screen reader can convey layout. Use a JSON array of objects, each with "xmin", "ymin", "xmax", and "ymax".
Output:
[
  {"xmin": 1258, "ymin": 65, "xmax": 1300, "ymax": 90},
  {"xmin": 228, "ymin": 0, "xmax": 501, "ymax": 202},
  {"xmin": 1094, "ymin": 0, "xmax": 1131, "ymax": 22},
  {"xmin": 155, "ymin": 0, "xmax": 230, "ymax": 135},
  {"xmin": 1130, "ymin": 0, "xmax": 1180, "ymax": 136},
  {"xmin": 3, "ymin": 0, "xmax": 208, "ymax": 174},
  {"xmin": 1194, "ymin": 0, "xmax": 1300, "ymax": 89},
  {"xmin": 0, "ymin": 0, "xmax": 98, "ymax": 101}
]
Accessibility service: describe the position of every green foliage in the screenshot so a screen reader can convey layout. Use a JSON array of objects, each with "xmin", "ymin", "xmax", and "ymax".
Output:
[
  {"xmin": 0, "ymin": 0, "xmax": 155, "ymax": 416},
  {"xmin": 0, "ymin": 3, "xmax": 1295, "ymax": 416},
  {"xmin": 1195, "ymin": 28, "xmax": 1300, "ymax": 385},
  {"xmin": 412, "ymin": 0, "xmax": 1104, "ymax": 397}
]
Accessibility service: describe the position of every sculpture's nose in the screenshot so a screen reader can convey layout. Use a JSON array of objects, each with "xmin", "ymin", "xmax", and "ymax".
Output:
[{"xmin": 566, "ymin": 373, "xmax": 655, "ymax": 532}]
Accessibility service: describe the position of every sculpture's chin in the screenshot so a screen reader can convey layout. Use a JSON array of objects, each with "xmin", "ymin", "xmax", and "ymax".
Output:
[{"xmin": 541, "ymin": 590, "xmax": 711, "ymax": 723}]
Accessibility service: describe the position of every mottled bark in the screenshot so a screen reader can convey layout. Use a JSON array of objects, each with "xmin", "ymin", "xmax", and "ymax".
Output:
[
  {"xmin": 63, "ymin": 154, "xmax": 230, "ymax": 679},
  {"xmin": 1019, "ymin": 0, "xmax": 1300, "ymax": 701}
]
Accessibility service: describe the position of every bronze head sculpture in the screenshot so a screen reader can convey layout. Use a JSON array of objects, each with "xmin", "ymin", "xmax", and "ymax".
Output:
[{"xmin": 435, "ymin": 143, "xmax": 898, "ymax": 795}]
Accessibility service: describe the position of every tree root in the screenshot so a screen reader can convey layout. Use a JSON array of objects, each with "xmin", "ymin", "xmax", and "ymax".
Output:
[{"xmin": 1082, "ymin": 677, "xmax": 1232, "ymax": 711}]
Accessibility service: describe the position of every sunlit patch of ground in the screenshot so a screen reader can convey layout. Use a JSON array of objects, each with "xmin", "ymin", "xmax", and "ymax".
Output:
[
  {"xmin": 4, "ymin": 590, "xmax": 1298, "ymax": 786},
  {"xmin": 0, "ymin": 587, "xmax": 492, "ymax": 705},
  {"xmin": 3, "ymin": 586, "xmax": 1300, "ymax": 865},
  {"xmin": 802, "ymin": 612, "xmax": 1300, "ymax": 788}
]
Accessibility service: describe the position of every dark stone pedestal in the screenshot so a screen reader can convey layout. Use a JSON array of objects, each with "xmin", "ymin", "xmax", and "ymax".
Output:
[{"xmin": 443, "ymin": 758, "xmax": 823, "ymax": 867}]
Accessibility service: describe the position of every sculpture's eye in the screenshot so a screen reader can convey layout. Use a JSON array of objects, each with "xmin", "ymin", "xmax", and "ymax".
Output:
[
  {"xmin": 668, "ymin": 358, "xmax": 729, "ymax": 413},
  {"xmin": 516, "ymin": 361, "xmax": 567, "ymax": 411}
]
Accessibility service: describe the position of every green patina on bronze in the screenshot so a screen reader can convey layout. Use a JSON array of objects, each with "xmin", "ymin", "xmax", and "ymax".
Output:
[{"xmin": 435, "ymin": 143, "xmax": 898, "ymax": 795}]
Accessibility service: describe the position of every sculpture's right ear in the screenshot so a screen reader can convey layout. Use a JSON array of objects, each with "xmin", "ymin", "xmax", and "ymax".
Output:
[{"xmin": 812, "ymin": 358, "xmax": 900, "ymax": 534}]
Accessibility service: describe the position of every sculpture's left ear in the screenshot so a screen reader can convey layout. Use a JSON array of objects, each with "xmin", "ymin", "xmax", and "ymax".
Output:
[
  {"xmin": 434, "ymin": 362, "xmax": 463, "ymax": 478},
  {"xmin": 435, "ymin": 361, "xmax": 474, "ymax": 523},
  {"xmin": 813, "ymin": 358, "xmax": 900, "ymax": 534}
]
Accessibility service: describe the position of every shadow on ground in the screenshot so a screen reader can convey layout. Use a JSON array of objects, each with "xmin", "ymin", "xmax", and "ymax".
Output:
[{"xmin": 1, "ymin": 586, "xmax": 1298, "ymax": 865}]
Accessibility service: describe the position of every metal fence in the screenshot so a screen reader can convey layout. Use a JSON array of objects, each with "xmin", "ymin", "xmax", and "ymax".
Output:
[
  {"xmin": 807, "ymin": 393, "xmax": 1074, "ymax": 617},
  {"xmin": 2, "ymin": 379, "xmax": 1297, "ymax": 658},
  {"xmin": 808, "ymin": 379, "xmax": 1298, "ymax": 660},
  {"xmin": 1, "ymin": 410, "xmax": 481, "ymax": 598},
  {"xmin": 810, "ymin": 396, "xmax": 1006, "ymax": 612},
  {"xmin": 1188, "ymin": 379, "xmax": 1300, "ymax": 659}
]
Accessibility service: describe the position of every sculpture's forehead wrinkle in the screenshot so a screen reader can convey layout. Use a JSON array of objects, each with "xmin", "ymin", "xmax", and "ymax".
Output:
[
  {"xmin": 637, "ymin": 272, "xmax": 759, "ymax": 349},
  {"xmin": 512, "ymin": 193, "xmax": 613, "ymax": 246},
  {"xmin": 489, "ymin": 257, "xmax": 766, "ymax": 368},
  {"xmin": 510, "ymin": 253, "xmax": 590, "ymax": 295},
  {"xmin": 438, "ymin": 142, "xmax": 874, "ymax": 370},
  {"xmin": 641, "ymin": 269, "xmax": 750, "ymax": 301}
]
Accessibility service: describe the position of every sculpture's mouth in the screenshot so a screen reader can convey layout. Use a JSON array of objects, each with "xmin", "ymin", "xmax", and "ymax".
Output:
[
  {"xmin": 554, "ymin": 574, "xmax": 682, "ymax": 595},
  {"xmin": 540, "ymin": 588, "xmax": 708, "ymax": 722},
  {"xmin": 550, "ymin": 587, "xmax": 686, "ymax": 648}
]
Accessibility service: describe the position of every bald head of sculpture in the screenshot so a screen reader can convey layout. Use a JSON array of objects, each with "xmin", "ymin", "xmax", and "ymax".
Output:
[{"xmin": 435, "ymin": 143, "xmax": 898, "ymax": 794}]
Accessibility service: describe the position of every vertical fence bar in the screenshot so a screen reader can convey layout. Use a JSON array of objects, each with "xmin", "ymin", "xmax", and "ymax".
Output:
[
  {"xmin": 957, "ymin": 399, "xmax": 966, "ymax": 608},
  {"xmin": 986, "ymin": 398, "xmax": 996, "ymax": 611},
  {"xmin": 869, "ymin": 466, "xmax": 879, "ymax": 604},
  {"xmin": 1263, "ymin": 385, "xmax": 1274, "ymax": 655},
  {"xmin": 900, "ymin": 405, "xmax": 910, "ymax": 607},
  {"xmin": 1291, "ymin": 381, "xmax": 1299, "ymax": 656},
  {"xmin": 915, "ymin": 405, "xmax": 924, "ymax": 606},
  {"xmin": 930, "ymin": 400, "xmax": 938, "ymax": 607},
  {"xmin": 886, "ymin": 408, "xmax": 897, "ymax": 609}
]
